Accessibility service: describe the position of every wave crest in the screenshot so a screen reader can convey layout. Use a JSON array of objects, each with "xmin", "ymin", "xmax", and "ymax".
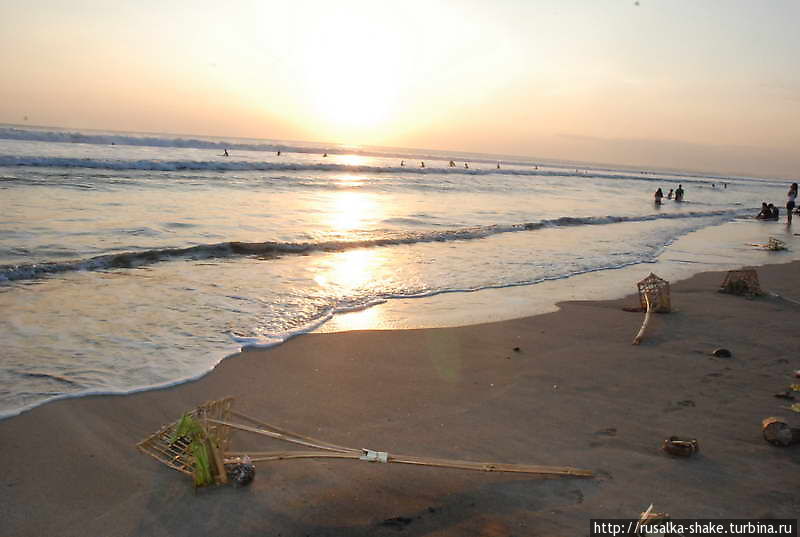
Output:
[{"xmin": 0, "ymin": 210, "xmax": 740, "ymax": 283}]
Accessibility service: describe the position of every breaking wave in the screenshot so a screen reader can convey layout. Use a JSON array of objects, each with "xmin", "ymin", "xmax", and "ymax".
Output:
[{"xmin": 0, "ymin": 209, "xmax": 741, "ymax": 282}]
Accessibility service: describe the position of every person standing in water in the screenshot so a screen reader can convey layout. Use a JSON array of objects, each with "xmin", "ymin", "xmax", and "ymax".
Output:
[
  {"xmin": 654, "ymin": 188, "xmax": 664, "ymax": 205},
  {"xmin": 787, "ymin": 182, "xmax": 798, "ymax": 225},
  {"xmin": 223, "ymin": 149, "xmax": 229, "ymax": 157},
  {"xmin": 675, "ymin": 184, "xmax": 684, "ymax": 201}
]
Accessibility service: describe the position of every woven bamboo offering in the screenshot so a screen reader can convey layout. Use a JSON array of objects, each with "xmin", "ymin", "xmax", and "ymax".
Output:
[
  {"xmin": 137, "ymin": 397, "xmax": 594, "ymax": 488},
  {"xmin": 632, "ymin": 273, "xmax": 671, "ymax": 345},
  {"xmin": 719, "ymin": 269, "xmax": 764, "ymax": 298},
  {"xmin": 768, "ymin": 237, "xmax": 787, "ymax": 251}
]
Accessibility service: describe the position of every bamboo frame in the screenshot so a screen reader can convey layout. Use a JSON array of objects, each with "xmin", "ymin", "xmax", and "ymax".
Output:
[
  {"xmin": 136, "ymin": 397, "xmax": 234, "ymax": 484},
  {"xmin": 636, "ymin": 273, "xmax": 671, "ymax": 313},
  {"xmin": 137, "ymin": 398, "xmax": 594, "ymax": 486},
  {"xmin": 719, "ymin": 269, "xmax": 763, "ymax": 298}
]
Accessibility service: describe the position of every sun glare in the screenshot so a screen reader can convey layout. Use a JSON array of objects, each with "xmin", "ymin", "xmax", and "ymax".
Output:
[
  {"xmin": 335, "ymin": 154, "xmax": 369, "ymax": 167},
  {"xmin": 296, "ymin": 10, "xmax": 402, "ymax": 140}
]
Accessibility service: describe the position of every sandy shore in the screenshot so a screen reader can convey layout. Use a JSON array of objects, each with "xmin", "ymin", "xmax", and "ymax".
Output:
[{"xmin": 1, "ymin": 261, "xmax": 799, "ymax": 537}]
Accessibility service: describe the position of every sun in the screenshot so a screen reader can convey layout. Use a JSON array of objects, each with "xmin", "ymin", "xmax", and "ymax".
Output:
[{"xmin": 295, "ymin": 9, "xmax": 402, "ymax": 140}]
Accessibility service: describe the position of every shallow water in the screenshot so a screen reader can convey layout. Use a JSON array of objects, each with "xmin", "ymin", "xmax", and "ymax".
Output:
[{"xmin": 0, "ymin": 124, "xmax": 793, "ymax": 418}]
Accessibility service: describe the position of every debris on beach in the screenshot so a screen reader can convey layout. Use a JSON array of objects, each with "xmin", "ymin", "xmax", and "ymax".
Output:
[
  {"xmin": 711, "ymin": 348, "xmax": 732, "ymax": 358},
  {"xmin": 137, "ymin": 397, "xmax": 594, "ymax": 489},
  {"xmin": 719, "ymin": 269, "xmax": 764, "ymax": 298},
  {"xmin": 638, "ymin": 504, "xmax": 671, "ymax": 536},
  {"xmin": 762, "ymin": 417, "xmax": 800, "ymax": 447},
  {"xmin": 768, "ymin": 237, "xmax": 787, "ymax": 251},
  {"xmin": 662, "ymin": 436, "xmax": 699, "ymax": 457},
  {"xmin": 749, "ymin": 237, "xmax": 787, "ymax": 251},
  {"xmin": 227, "ymin": 455, "xmax": 255, "ymax": 487},
  {"xmin": 773, "ymin": 390, "xmax": 796, "ymax": 401},
  {"xmin": 632, "ymin": 273, "xmax": 670, "ymax": 345}
]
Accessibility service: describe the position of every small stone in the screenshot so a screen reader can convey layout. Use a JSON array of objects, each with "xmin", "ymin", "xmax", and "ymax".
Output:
[
  {"xmin": 712, "ymin": 348, "xmax": 732, "ymax": 358},
  {"xmin": 513, "ymin": 346, "xmax": 521, "ymax": 352}
]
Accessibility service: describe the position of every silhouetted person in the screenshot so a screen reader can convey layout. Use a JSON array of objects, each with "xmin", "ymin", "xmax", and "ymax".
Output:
[
  {"xmin": 675, "ymin": 184, "xmax": 684, "ymax": 201},
  {"xmin": 667, "ymin": 189, "xmax": 673, "ymax": 200},
  {"xmin": 223, "ymin": 149, "xmax": 229, "ymax": 157},
  {"xmin": 654, "ymin": 188, "xmax": 664, "ymax": 205},
  {"xmin": 421, "ymin": 161, "xmax": 425, "ymax": 168},
  {"xmin": 787, "ymin": 183, "xmax": 798, "ymax": 225},
  {"xmin": 464, "ymin": 162, "xmax": 469, "ymax": 169}
]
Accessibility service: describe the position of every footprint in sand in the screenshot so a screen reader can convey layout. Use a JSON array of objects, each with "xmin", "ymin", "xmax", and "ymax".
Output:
[{"xmin": 665, "ymin": 399, "xmax": 696, "ymax": 412}]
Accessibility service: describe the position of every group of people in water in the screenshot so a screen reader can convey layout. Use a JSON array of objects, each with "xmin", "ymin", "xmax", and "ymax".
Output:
[
  {"xmin": 401, "ymin": 160, "xmax": 476, "ymax": 169},
  {"xmin": 223, "ymin": 149, "xmax": 530, "ymax": 173},
  {"xmin": 654, "ymin": 184, "xmax": 685, "ymax": 204},
  {"xmin": 759, "ymin": 182, "xmax": 799, "ymax": 224},
  {"xmin": 220, "ymin": 149, "xmax": 796, "ymax": 227}
]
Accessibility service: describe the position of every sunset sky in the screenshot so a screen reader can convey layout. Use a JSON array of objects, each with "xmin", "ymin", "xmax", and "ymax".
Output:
[{"xmin": 1, "ymin": 0, "xmax": 798, "ymax": 177}]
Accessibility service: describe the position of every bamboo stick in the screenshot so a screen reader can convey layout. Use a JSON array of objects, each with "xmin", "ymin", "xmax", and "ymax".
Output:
[
  {"xmin": 229, "ymin": 410, "xmax": 358, "ymax": 454},
  {"xmin": 632, "ymin": 291, "xmax": 653, "ymax": 345},
  {"xmin": 206, "ymin": 418, "xmax": 359, "ymax": 454},
  {"xmin": 225, "ymin": 449, "xmax": 593, "ymax": 477},
  {"xmin": 216, "ymin": 418, "xmax": 594, "ymax": 478},
  {"xmin": 139, "ymin": 398, "xmax": 595, "ymax": 484}
]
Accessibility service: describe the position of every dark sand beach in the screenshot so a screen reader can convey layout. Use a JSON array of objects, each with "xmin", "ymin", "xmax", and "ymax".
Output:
[{"xmin": 1, "ymin": 262, "xmax": 799, "ymax": 537}]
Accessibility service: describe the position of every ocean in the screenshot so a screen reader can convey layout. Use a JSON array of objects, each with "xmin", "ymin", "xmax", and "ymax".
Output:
[{"xmin": 1, "ymin": 124, "xmax": 795, "ymax": 419}]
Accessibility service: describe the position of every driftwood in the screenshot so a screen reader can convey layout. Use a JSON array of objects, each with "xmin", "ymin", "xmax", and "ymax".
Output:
[{"xmin": 137, "ymin": 398, "xmax": 594, "ymax": 488}]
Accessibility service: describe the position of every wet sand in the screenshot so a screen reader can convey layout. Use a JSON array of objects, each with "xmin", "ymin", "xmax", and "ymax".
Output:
[{"xmin": 1, "ymin": 262, "xmax": 799, "ymax": 537}]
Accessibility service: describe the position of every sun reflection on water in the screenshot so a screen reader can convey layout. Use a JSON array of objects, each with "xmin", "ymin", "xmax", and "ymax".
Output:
[
  {"xmin": 327, "ymin": 191, "xmax": 376, "ymax": 233},
  {"xmin": 334, "ymin": 174, "xmax": 367, "ymax": 188},
  {"xmin": 334, "ymin": 154, "xmax": 369, "ymax": 167}
]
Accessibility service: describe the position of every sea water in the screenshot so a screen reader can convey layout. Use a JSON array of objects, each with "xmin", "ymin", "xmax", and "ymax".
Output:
[{"xmin": 0, "ymin": 124, "xmax": 796, "ymax": 418}]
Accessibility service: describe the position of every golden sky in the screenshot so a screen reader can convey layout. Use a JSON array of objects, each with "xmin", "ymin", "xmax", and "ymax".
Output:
[{"xmin": 1, "ymin": 0, "xmax": 798, "ymax": 177}]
